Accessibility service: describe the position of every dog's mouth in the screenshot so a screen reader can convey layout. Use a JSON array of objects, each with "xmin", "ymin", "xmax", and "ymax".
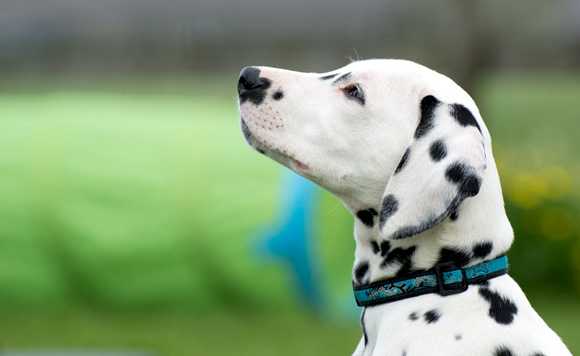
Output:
[
  {"xmin": 240, "ymin": 116, "xmax": 310, "ymax": 172},
  {"xmin": 292, "ymin": 159, "xmax": 310, "ymax": 171}
]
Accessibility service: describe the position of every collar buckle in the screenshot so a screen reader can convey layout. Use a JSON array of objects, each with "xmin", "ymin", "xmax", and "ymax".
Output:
[{"xmin": 435, "ymin": 261, "xmax": 468, "ymax": 296}]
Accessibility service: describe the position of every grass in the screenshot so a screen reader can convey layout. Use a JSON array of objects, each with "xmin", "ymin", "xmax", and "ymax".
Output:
[
  {"xmin": 0, "ymin": 307, "xmax": 361, "ymax": 355},
  {"xmin": 0, "ymin": 293, "xmax": 578, "ymax": 355}
]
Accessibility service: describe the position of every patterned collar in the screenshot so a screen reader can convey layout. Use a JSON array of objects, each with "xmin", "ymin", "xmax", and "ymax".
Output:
[{"xmin": 353, "ymin": 255, "xmax": 509, "ymax": 307}]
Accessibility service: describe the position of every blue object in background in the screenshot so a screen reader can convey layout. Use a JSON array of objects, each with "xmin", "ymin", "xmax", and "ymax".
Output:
[{"xmin": 257, "ymin": 171, "xmax": 323, "ymax": 308}]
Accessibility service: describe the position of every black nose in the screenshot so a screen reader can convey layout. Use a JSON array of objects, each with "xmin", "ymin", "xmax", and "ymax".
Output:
[{"xmin": 238, "ymin": 66, "xmax": 271, "ymax": 105}]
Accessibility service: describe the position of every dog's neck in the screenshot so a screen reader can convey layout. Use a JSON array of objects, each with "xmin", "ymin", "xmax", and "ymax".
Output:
[{"xmin": 344, "ymin": 164, "xmax": 514, "ymax": 286}]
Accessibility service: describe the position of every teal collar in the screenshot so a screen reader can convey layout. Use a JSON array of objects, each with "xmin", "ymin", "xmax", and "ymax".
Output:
[{"xmin": 353, "ymin": 255, "xmax": 508, "ymax": 307}]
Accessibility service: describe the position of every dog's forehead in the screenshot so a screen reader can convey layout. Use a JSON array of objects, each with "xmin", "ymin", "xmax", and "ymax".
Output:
[{"xmin": 324, "ymin": 59, "xmax": 428, "ymax": 78}]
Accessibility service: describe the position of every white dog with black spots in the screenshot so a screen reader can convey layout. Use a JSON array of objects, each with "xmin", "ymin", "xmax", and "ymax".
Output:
[{"xmin": 237, "ymin": 59, "xmax": 571, "ymax": 356}]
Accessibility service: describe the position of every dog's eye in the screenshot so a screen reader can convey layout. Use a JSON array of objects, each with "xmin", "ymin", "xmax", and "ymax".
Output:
[{"xmin": 342, "ymin": 84, "xmax": 365, "ymax": 104}]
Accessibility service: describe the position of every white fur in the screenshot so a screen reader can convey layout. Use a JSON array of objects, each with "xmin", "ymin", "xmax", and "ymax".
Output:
[{"xmin": 238, "ymin": 59, "xmax": 571, "ymax": 356}]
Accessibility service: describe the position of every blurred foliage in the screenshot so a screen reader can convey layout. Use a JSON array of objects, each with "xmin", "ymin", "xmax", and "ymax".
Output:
[{"xmin": 479, "ymin": 72, "xmax": 580, "ymax": 295}]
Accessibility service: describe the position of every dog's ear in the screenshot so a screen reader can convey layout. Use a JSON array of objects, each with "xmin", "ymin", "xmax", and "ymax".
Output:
[{"xmin": 379, "ymin": 95, "xmax": 486, "ymax": 240}]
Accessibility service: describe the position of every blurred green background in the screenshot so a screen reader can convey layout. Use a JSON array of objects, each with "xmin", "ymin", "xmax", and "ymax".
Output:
[{"xmin": 1, "ymin": 1, "xmax": 579, "ymax": 355}]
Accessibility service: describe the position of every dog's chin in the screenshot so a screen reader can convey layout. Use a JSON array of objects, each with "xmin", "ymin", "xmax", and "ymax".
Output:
[
  {"xmin": 259, "ymin": 143, "xmax": 312, "ymax": 175},
  {"xmin": 266, "ymin": 149, "xmax": 311, "ymax": 176},
  {"xmin": 240, "ymin": 117, "xmax": 311, "ymax": 174}
]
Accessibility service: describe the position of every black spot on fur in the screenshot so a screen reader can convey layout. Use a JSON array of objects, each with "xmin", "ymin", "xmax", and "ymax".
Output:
[
  {"xmin": 493, "ymin": 346, "xmax": 514, "ymax": 356},
  {"xmin": 320, "ymin": 73, "xmax": 338, "ymax": 80},
  {"xmin": 530, "ymin": 353, "xmax": 546, "ymax": 356},
  {"xmin": 272, "ymin": 90, "xmax": 284, "ymax": 101},
  {"xmin": 450, "ymin": 104, "xmax": 482, "ymax": 133},
  {"xmin": 380, "ymin": 240, "xmax": 391, "ymax": 257},
  {"xmin": 445, "ymin": 162, "xmax": 467, "ymax": 183},
  {"xmin": 415, "ymin": 95, "xmax": 440, "ymax": 139},
  {"xmin": 462, "ymin": 175, "xmax": 482, "ymax": 197},
  {"xmin": 381, "ymin": 246, "xmax": 416, "ymax": 276},
  {"xmin": 424, "ymin": 309, "xmax": 441, "ymax": 324},
  {"xmin": 429, "ymin": 139, "xmax": 447, "ymax": 162},
  {"xmin": 437, "ymin": 247, "xmax": 472, "ymax": 267},
  {"xmin": 332, "ymin": 72, "xmax": 352, "ymax": 85},
  {"xmin": 402, "ymin": 349, "xmax": 408, "ymax": 356},
  {"xmin": 472, "ymin": 242, "xmax": 493, "ymax": 259},
  {"xmin": 450, "ymin": 210, "xmax": 459, "ymax": 221},
  {"xmin": 370, "ymin": 240, "xmax": 380, "ymax": 254},
  {"xmin": 361, "ymin": 307, "xmax": 368, "ymax": 346},
  {"xmin": 357, "ymin": 208, "xmax": 378, "ymax": 228},
  {"xmin": 408, "ymin": 312, "xmax": 419, "ymax": 321},
  {"xmin": 249, "ymin": 91, "xmax": 267, "ymax": 106},
  {"xmin": 354, "ymin": 261, "xmax": 370, "ymax": 283},
  {"xmin": 455, "ymin": 333, "xmax": 463, "ymax": 341},
  {"xmin": 445, "ymin": 162, "xmax": 481, "ymax": 197},
  {"xmin": 478, "ymin": 287, "xmax": 518, "ymax": 325},
  {"xmin": 379, "ymin": 195, "xmax": 399, "ymax": 229},
  {"xmin": 394, "ymin": 148, "xmax": 411, "ymax": 175}
]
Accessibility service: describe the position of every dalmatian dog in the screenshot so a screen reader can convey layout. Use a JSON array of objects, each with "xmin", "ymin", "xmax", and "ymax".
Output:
[{"xmin": 237, "ymin": 59, "xmax": 571, "ymax": 356}]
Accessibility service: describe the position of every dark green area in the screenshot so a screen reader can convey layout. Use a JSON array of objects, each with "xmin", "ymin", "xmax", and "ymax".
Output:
[{"xmin": 0, "ymin": 294, "xmax": 578, "ymax": 355}]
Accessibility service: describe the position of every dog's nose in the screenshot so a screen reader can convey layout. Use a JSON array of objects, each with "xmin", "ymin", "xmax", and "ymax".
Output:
[
  {"xmin": 238, "ymin": 67, "xmax": 263, "ymax": 94},
  {"xmin": 238, "ymin": 67, "xmax": 271, "ymax": 105}
]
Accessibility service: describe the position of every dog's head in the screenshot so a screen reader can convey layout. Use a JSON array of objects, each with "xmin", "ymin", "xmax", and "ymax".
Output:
[{"xmin": 238, "ymin": 59, "xmax": 494, "ymax": 241}]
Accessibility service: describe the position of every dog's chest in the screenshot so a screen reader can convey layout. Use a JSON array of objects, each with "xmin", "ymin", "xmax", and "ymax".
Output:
[{"xmin": 357, "ymin": 276, "xmax": 567, "ymax": 356}]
